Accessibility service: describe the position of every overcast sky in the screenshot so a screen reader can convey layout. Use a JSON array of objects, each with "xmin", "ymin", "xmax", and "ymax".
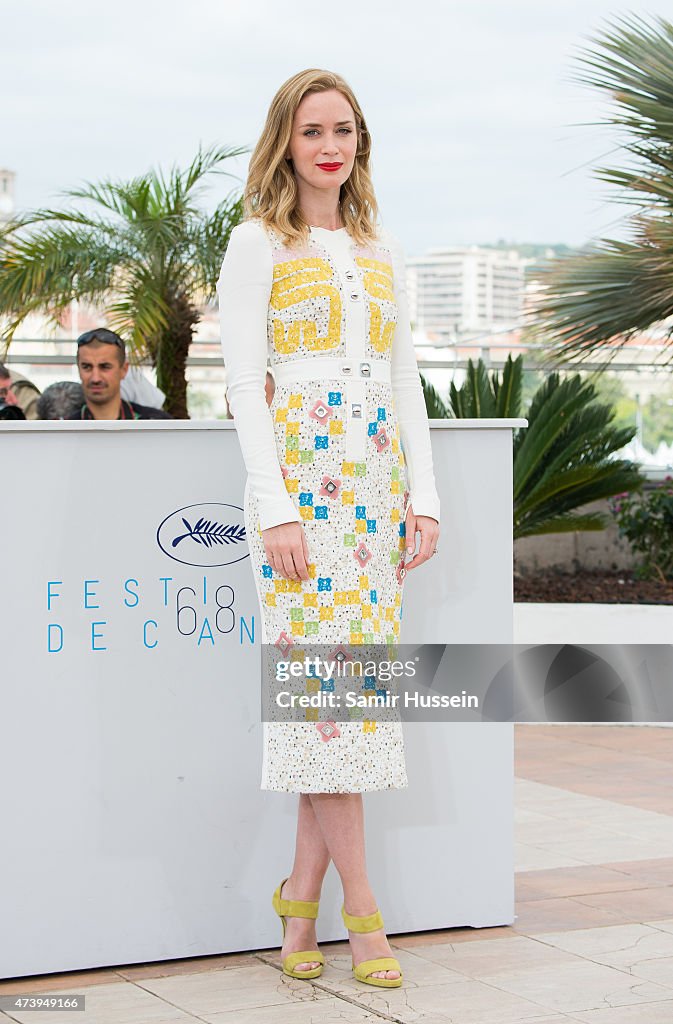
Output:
[{"xmin": 1, "ymin": 1, "xmax": 665, "ymax": 255}]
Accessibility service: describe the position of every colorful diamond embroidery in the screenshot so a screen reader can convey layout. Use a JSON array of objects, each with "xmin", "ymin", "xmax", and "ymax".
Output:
[
  {"xmin": 319, "ymin": 475, "xmax": 341, "ymax": 498},
  {"xmin": 353, "ymin": 541, "xmax": 373, "ymax": 568},
  {"xmin": 275, "ymin": 630, "xmax": 293, "ymax": 655},
  {"xmin": 309, "ymin": 399, "xmax": 333, "ymax": 424},
  {"xmin": 316, "ymin": 720, "xmax": 341, "ymax": 742},
  {"xmin": 372, "ymin": 427, "xmax": 390, "ymax": 452},
  {"xmin": 330, "ymin": 644, "xmax": 353, "ymax": 665}
]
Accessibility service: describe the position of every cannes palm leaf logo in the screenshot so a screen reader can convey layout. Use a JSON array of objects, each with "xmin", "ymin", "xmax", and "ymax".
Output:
[
  {"xmin": 157, "ymin": 503, "xmax": 249, "ymax": 567},
  {"xmin": 172, "ymin": 516, "xmax": 246, "ymax": 549}
]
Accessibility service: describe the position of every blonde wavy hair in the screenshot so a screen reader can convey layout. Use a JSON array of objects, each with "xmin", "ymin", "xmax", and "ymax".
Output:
[{"xmin": 243, "ymin": 69, "xmax": 380, "ymax": 249}]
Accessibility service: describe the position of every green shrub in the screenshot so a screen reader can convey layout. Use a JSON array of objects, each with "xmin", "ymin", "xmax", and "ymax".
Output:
[{"xmin": 609, "ymin": 479, "xmax": 673, "ymax": 581}]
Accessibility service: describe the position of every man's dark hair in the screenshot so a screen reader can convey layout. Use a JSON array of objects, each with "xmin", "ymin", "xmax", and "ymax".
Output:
[
  {"xmin": 37, "ymin": 381, "xmax": 85, "ymax": 420},
  {"xmin": 0, "ymin": 363, "xmax": 10, "ymax": 379},
  {"xmin": 76, "ymin": 328, "xmax": 126, "ymax": 365}
]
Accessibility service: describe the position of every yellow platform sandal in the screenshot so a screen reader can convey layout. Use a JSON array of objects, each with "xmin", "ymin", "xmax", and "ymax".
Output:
[
  {"xmin": 341, "ymin": 905, "xmax": 403, "ymax": 988},
  {"xmin": 272, "ymin": 877, "xmax": 325, "ymax": 980}
]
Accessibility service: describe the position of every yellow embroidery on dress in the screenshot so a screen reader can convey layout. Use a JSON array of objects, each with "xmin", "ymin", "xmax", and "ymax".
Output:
[
  {"xmin": 356, "ymin": 257, "xmax": 396, "ymax": 353},
  {"xmin": 356, "ymin": 257, "xmax": 395, "ymax": 301},
  {"xmin": 369, "ymin": 304, "xmax": 395, "ymax": 353},
  {"xmin": 271, "ymin": 257, "xmax": 341, "ymax": 353}
]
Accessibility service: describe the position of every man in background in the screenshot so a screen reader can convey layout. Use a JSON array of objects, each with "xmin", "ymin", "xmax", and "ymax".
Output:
[{"xmin": 67, "ymin": 329, "xmax": 172, "ymax": 420}]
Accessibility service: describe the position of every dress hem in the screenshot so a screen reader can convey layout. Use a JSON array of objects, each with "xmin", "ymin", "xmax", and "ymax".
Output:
[{"xmin": 260, "ymin": 780, "xmax": 409, "ymax": 794}]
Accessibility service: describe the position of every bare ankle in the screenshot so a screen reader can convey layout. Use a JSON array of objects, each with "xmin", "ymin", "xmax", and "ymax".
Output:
[
  {"xmin": 342, "ymin": 887, "xmax": 379, "ymax": 918},
  {"xmin": 284, "ymin": 873, "xmax": 323, "ymax": 902}
]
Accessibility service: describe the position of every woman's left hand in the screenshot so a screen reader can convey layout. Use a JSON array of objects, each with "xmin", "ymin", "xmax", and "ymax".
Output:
[{"xmin": 403, "ymin": 508, "xmax": 440, "ymax": 571}]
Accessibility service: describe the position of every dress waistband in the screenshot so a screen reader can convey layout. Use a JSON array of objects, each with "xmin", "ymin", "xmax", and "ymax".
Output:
[{"xmin": 272, "ymin": 356, "xmax": 391, "ymax": 386}]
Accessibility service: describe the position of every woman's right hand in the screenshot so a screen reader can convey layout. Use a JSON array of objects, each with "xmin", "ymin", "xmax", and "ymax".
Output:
[{"xmin": 262, "ymin": 521, "xmax": 311, "ymax": 581}]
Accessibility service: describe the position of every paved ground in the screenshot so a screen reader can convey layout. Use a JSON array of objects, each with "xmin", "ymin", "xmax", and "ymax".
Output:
[{"xmin": 1, "ymin": 724, "xmax": 672, "ymax": 1023}]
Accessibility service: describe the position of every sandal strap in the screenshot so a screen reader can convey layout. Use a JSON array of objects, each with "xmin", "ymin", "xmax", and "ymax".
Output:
[
  {"xmin": 341, "ymin": 905, "xmax": 384, "ymax": 932},
  {"xmin": 284, "ymin": 950, "xmax": 325, "ymax": 972},
  {"xmin": 353, "ymin": 956, "xmax": 401, "ymax": 980},
  {"xmin": 273, "ymin": 878, "xmax": 319, "ymax": 920}
]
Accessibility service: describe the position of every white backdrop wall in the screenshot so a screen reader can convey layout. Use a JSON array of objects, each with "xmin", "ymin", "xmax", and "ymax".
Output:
[{"xmin": 0, "ymin": 419, "xmax": 523, "ymax": 978}]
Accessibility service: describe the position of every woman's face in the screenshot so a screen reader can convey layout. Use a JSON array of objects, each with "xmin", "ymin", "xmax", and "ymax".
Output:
[{"xmin": 286, "ymin": 88, "xmax": 359, "ymax": 197}]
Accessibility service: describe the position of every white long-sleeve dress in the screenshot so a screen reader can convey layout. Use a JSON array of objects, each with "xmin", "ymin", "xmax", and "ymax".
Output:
[{"xmin": 217, "ymin": 218, "xmax": 440, "ymax": 793}]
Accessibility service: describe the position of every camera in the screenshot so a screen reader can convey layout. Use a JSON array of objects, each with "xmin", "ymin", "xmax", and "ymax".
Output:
[{"xmin": 0, "ymin": 399, "xmax": 26, "ymax": 420}]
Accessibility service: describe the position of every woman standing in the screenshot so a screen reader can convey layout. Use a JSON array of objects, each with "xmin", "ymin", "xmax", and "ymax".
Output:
[{"xmin": 218, "ymin": 69, "xmax": 440, "ymax": 989}]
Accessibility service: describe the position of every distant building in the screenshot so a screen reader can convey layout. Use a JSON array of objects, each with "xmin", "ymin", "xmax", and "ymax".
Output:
[
  {"xmin": 406, "ymin": 245, "xmax": 528, "ymax": 344},
  {"xmin": 0, "ymin": 168, "xmax": 15, "ymax": 223}
]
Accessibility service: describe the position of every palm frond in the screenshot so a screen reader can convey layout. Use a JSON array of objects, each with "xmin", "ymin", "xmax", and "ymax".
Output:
[
  {"xmin": 516, "ymin": 511, "xmax": 607, "ymax": 539},
  {"xmin": 493, "ymin": 354, "xmax": 524, "ymax": 416},
  {"xmin": 512, "ymin": 367, "xmax": 642, "ymax": 538},
  {"xmin": 527, "ymin": 221, "xmax": 673, "ymax": 364},
  {"xmin": 527, "ymin": 14, "xmax": 673, "ymax": 361},
  {"xmin": 173, "ymin": 142, "xmax": 248, "ymax": 199},
  {"xmin": 514, "ymin": 374, "xmax": 599, "ymax": 495},
  {"xmin": 187, "ymin": 191, "xmax": 245, "ymax": 296},
  {"xmin": 571, "ymin": 14, "xmax": 673, "ymax": 145},
  {"xmin": 0, "ymin": 226, "xmax": 121, "ymax": 342},
  {"xmin": 449, "ymin": 358, "xmax": 496, "ymax": 417},
  {"xmin": 421, "ymin": 372, "xmax": 450, "ymax": 418}
]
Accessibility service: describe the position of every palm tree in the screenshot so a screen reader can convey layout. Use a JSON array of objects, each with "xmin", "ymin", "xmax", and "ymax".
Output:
[
  {"xmin": 528, "ymin": 13, "xmax": 673, "ymax": 365},
  {"xmin": 0, "ymin": 144, "xmax": 246, "ymax": 417},
  {"xmin": 429, "ymin": 354, "xmax": 643, "ymax": 538},
  {"xmin": 447, "ymin": 355, "xmax": 523, "ymax": 419},
  {"xmin": 512, "ymin": 371, "xmax": 641, "ymax": 538}
]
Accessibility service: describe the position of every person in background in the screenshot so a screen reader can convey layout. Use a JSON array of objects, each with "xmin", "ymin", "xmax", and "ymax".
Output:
[
  {"xmin": 120, "ymin": 364, "xmax": 167, "ymax": 409},
  {"xmin": 37, "ymin": 381, "xmax": 85, "ymax": 420},
  {"xmin": 67, "ymin": 329, "xmax": 172, "ymax": 420},
  {"xmin": 0, "ymin": 363, "xmax": 41, "ymax": 420}
]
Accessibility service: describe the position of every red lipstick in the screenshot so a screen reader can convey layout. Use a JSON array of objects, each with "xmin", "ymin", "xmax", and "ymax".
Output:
[{"xmin": 317, "ymin": 163, "xmax": 343, "ymax": 172}]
